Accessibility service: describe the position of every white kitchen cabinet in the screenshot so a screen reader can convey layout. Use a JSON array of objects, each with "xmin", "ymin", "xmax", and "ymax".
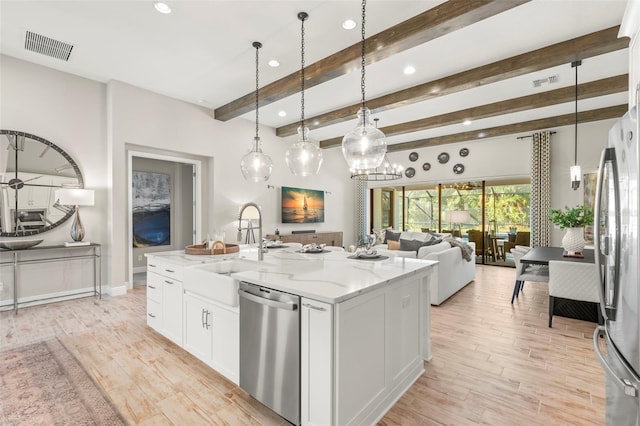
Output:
[
  {"xmin": 183, "ymin": 291, "xmax": 239, "ymax": 384},
  {"xmin": 146, "ymin": 259, "xmax": 184, "ymax": 346},
  {"xmin": 301, "ymin": 298, "xmax": 333, "ymax": 426},
  {"xmin": 183, "ymin": 292, "xmax": 213, "ymax": 361},
  {"xmin": 161, "ymin": 276, "xmax": 183, "ymax": 345}
]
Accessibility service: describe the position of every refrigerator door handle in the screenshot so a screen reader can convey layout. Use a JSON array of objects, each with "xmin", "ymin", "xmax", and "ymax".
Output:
[
  {"xmin": 593, "ymin": 327, "xmax": 640, "ymax": 397},
  {"xmin": 594, "ymin": 148, "xmax": 609, "ymax": 321}
]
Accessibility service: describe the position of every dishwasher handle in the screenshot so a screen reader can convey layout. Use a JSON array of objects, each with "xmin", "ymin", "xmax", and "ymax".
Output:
[{"xmin": 238, "ymin": 289, "xmax": 298, "ymax": 311}]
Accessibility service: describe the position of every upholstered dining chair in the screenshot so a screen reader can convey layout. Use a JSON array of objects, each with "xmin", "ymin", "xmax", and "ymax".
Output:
[
  {"xmin": 510, "ymin": 247, "xmax": 549, "ymax": 304},
  {"xmin": 467, "ymin": 230, "xmax": 489, "ymax": 257},
  {"xmin": 548, "ymin": 260, "xmax": 602, "ymax": 327},
  {"xmin": 503, "ymin": 231, "xmax": 531, "ymax": 254}
]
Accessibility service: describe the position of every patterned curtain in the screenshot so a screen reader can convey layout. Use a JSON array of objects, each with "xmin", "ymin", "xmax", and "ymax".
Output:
[
  {"xmin": 354, "ymin": 176, "xmax": 368, "ymax": 245},
  {"xmin": 530, "ymin": 131, "xmax": 551, "ymax": 247}
]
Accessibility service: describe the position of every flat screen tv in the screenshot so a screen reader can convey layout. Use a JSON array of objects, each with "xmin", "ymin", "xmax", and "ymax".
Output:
[{"xmin": 281, "ymin": 186, "xmax": 324, "ymax": 224}]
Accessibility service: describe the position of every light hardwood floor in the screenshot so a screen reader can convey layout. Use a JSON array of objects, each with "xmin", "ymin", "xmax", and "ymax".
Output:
[{"xmin": 0, "ymin": 264, "xmax": 604, "ymax": 425}]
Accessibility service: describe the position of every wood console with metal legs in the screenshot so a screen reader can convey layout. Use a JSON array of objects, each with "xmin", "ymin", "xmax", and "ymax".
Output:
[{"xmin": 0, "ymin": 243, "xmax": 101, "ymax": 314}]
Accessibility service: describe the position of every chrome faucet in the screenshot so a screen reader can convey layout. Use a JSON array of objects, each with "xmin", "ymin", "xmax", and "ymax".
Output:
[{"xmin": 238, "ymin": 202, "xmax": 264, "ymax": 261}]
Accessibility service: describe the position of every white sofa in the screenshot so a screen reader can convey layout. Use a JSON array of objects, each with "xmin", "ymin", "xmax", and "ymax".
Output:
[{"xmin": 373, "ymin": 231, "xmax": 476, "ymax": 305}]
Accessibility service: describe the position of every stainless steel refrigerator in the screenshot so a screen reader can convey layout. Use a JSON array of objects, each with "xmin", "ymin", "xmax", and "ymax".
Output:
[{"xmin": 594, "ymin": 105, "xmax": 640, "ymax": 425}]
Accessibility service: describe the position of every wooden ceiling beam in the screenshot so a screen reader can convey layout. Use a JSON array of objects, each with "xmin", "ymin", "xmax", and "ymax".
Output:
[
  {"xmin": 319, "ymin": 74, "xmax": 628, "ymax": 148},
  {"xmin": 383, "ymin": 104, "xmax": 627, "ymax": 153},
  {"xmin": 279, "ymin": 26, "xmax": 628, "ymax": 137},
  {"xmin": 214, "ymin": 0, "xmax": 531, "ymax": 121}
]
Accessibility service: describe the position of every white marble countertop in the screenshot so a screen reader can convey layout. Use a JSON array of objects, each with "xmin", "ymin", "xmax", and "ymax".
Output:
[
  {"xmin": 235, "ymin": 250, "xmax": 435, "ymax": 303},
  {"xmin": 146, "ymin": 246, "xmax": 436, "ymax": 304}
]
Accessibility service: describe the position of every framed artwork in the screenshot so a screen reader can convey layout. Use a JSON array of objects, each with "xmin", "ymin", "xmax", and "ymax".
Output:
[
  {"xmin": 281, "ymin": 186, "xmax": 324, "ymax": 223},
  {"xmin": 583, "ymin": 172, "xmax": 598, "ymax": 243},
  {"xmin": 132, "ymin": 171, "xmax": 171, "ymax": 247}
]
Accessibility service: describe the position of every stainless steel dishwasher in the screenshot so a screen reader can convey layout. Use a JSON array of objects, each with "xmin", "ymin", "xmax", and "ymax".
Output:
[{"xmin": 238, "ymin": 281, "xmax": 300, "ymax": 425}]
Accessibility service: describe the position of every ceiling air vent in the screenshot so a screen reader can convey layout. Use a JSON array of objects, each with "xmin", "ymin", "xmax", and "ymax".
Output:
[
  {"xmin": 24, "ymin": 30, "xmax": 74, "ymax": 61},
  {"xmin": 532, "ymin": 74, "xmax": 560, "ymax": 88}
]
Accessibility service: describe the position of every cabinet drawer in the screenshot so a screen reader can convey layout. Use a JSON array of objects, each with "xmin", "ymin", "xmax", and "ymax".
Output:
[
  {"xmin": 147, "ymin": 300, "xmax": 161, "ymax": 330},
  {"xmin": 147, "ymin": 259, "xmax": 183, "ymax": 281},
  {"xmin": 146, "ymin": 272, "xmax": 163, "ymax": 303}
]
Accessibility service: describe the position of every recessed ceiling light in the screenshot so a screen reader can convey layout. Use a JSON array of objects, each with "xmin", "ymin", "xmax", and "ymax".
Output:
[
  {"xmin": 278, "ymin": 111, "xmax": 287, "ymax": 117},
  {"xmin": 342, "ymin": 19, "xmax": 357, "ymax": 30},
  {"xmin": 403, "ymin": 65, "xmax": 416, "ymax": 75},
  {"xmin": 268, "ymin": 59, "xmax": 280, "ymax": 67},
  {"xmin": 313, "ymin": 120, "xmax": 320, "ymax": 126},
  {"xmin": 153, "ymin": 2, "xmax": 171, "ymax": 14},
  {"xmin": 463, "ymin": 119, "xmax": 472, "ymax": 126}
]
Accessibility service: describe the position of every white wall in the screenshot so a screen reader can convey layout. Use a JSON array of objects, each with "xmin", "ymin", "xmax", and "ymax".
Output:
[{"xmin": 0, "ymin": 54, "xmax": 108, "ymax": 279}]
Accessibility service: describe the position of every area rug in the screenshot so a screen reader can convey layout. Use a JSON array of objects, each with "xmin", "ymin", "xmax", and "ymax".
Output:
[{"xmin": 0, "ymin": 338, "xmax": 125, "ymax": 425}]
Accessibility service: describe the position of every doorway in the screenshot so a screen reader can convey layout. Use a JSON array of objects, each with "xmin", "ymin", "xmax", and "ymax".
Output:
[{"xmin": 127, "ymin": 151, "xmax": 201, "ymax": 288}]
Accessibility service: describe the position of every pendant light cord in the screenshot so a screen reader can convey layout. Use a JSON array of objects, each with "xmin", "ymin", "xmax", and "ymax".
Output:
[
  {"xmin": 253, "ymin": 41, "xmax": 262, "ymax": 141},
  {"xmin": 360, "ymin": 0, "xmax": 366, "ymax": 110},
  {"xmin": 299, "ymin": 12, "xmax": 307, "ymax": 133},
  {"xmin": 574, "ymin": 62, "xmax": 578, "ymax": 166}
]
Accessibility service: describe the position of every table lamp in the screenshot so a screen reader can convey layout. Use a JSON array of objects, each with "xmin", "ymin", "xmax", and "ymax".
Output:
[
  {"xmin": 447, "ymin": 210, "xmax": 470, "ymax": 237},
  {"xmin": 55, "ymin": 187, "xmax": 95, "ymax": 243}
]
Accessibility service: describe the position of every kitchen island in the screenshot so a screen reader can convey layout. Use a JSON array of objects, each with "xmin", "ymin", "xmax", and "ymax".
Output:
[{"xmin": 145, "ymin": 247, "xmax": 436, "ymax": 426}]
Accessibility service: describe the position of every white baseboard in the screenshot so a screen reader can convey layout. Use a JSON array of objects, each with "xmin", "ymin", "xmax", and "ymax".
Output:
[
  {"xmin": 109, "ymin": 285, "xmax": 128, "ymax": 297},
  {"xmin": 133, "ymin": 266, "xmax": 146, "ymax": 274}
]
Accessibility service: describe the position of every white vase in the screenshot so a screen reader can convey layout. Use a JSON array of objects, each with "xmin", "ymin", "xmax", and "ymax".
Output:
[{"xmin": 562, "ymin": 227, "xmax": 586, "ymax": 253}]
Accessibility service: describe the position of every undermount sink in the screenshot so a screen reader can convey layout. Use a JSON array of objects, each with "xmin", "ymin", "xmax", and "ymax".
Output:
[{"xmin": 183, "ymin": 259, "xmax": 260, "ymax": 306}]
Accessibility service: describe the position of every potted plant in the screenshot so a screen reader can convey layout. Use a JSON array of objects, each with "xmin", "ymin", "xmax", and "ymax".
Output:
[{"xmin": 548, "ymin": 205, "xmax": 594, "ymax": 253}]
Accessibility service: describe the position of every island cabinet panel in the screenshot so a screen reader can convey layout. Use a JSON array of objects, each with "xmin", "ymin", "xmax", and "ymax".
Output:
[
  {"xmin": 301, "ymin": 299, "xmax": 334, "ymax": 426},
  {"xmin": 147, "ymin": 268, "xmax": 183, "ymax": 346},
  {"xmin": 334, "ymin": 274, "xmax": 425, "ymax": 426},
  {"xmin": 387, "ymin": 279, "xmax": 421, "ymax": 382},
  {"xmin": 183, "ymin": 291, "xmax": 239, "ymax": 384}
]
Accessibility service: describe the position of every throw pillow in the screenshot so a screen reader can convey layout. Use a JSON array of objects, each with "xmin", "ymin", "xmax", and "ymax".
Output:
[
  {"xmin": 399, "ymin": 238, "xmax": 430, "ymax": 252},
  {"xmin": 372, "ymin": 227, "xmax": 389, "ymax": 245},
  {"xmin": 384, "ymin": 229, "xmax": 401, "ymax": 244},
  {"xmin": 387, "ymin": 240, "xmax": 400, "ymax": 250}
]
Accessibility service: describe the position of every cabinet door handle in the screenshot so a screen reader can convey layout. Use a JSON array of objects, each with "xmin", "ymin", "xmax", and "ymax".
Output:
[
  {"xmin": 148, "ymin": 264, "xmax": 157, "ymax": 267},
  {"xmin": 148, "ymin": 313, "xmax": 156, "ymax": 318},
  {"xmin": 205, "ymin": 310, "xmax": 212, "ymax": 330},
  {"xmin": 302, "ymin": 303, "xmax": 326, "ymax": 312},
  {"xmin": 164, "ymin": 280, "xmax": 174, "ymax": 285},
  {"xmin": 201, "ymin": 308, "xmax": 206, "ymax": 328},
  {"xmin": 148, "ymin": 285, "xmax": 156, "ymax": 289},
  {"xmin": 165, "ymin": 269, "xmax": 175, "ymax": 273}
]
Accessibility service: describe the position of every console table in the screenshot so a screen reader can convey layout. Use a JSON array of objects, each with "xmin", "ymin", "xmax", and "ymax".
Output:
[
  {"xmin": 0, "ymin": 243, "xmax": 101, "ymax": 314},
  {"xmin": 266, "ymin": 231, "xmax": 343, "ymax": 247}
]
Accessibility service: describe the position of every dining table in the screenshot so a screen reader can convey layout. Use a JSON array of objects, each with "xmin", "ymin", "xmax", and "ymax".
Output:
[{"xmin": 519, "ymin": 246, "xmax": 598, "ymax": 323}]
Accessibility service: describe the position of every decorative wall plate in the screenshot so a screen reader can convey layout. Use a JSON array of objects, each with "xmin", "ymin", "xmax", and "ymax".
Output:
[
  {"xmin": 453, "ymin": 163, "xmax": 465, "ymax": 175},
  {"xmin": 437, "ymin": 152, "xmax": 450, "ymax": 164},
  {"xmin": 409, "ymin": 152, "xmax": 419, "ymax": 162},
  {"xmin": 459, "ymin": 148, "xmax": 469, "ymax": 157},
  {"xmin": 405, "ymin": 167, "xmax": 416, "ymax": 178},
  {"xmin": 422, "ymin": 162, "xmax": 431, "ymax": 171}
]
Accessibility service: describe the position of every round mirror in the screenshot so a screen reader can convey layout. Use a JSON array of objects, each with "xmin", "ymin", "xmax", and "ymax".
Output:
[{"xmin": 0, "ymin": 130, "xmax": 83, "ymax": 236}]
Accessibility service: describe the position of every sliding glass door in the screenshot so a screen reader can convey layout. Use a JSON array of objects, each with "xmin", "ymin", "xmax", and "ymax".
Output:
[{"xmin": 370, "ymin": 178, "xmax": 530, "ymax": 266}]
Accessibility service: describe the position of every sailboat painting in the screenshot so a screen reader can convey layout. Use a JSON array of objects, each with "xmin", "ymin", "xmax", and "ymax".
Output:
[
  {"xmin": 281, "ymin": 186, "xmax": 324, "ymax": 224},
  {"xmin": 132, "ymin": 171, "xmax": 171, "ymax": 247}
]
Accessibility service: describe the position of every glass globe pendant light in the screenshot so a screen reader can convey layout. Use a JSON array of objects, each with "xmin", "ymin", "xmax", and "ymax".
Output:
[
  {"xmin": 285, "ymin": 12, "xmax": 323, "ymax": 176},
  {"xmin": 240, "ymin": 41, "xmax": 273, "ymax": 182},
  {"xmin": 341, "ymin": 0, "xmax": 386, "ymax": 170}
]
